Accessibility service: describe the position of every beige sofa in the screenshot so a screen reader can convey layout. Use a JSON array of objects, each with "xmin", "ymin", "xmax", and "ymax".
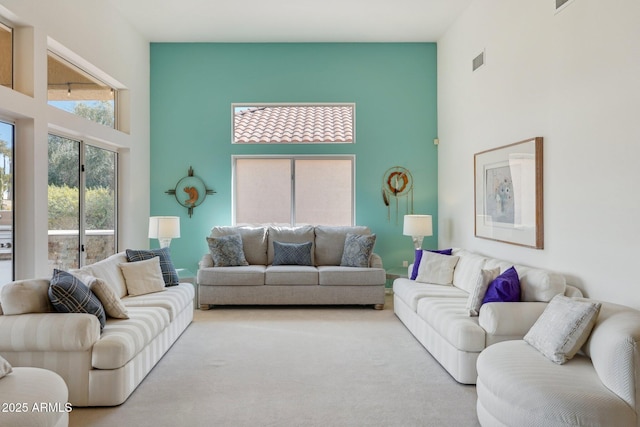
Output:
[
  {"xmin": 477, "ymin": 299, "xmax": 640, "ymax": 426},
  {"xmin": 393, "ymin": 248, "xmax": 582, "ymax": 384},
  {"xmin": 198, "ymin": 225, "xmax": 386, "ymax": 309},
  {"xmin": 0, "ymin": 252, "xmax": 194, "ymax": 406}
]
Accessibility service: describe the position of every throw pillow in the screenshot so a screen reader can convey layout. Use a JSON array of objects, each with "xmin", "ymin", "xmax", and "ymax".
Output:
[
  {"xmin": 0, "ymin": 355, "xmax": 12, "ymax": 380},
  {"xmin": 415, "ymin": 251, "xmax": 460, "ymax": 285},
  {"xmin": 119, "ymin": 256, "xmax": 166, "ymax": 297},
  {"xmin": 206, "ymin": 234, "xmax": 249, "ymax": 267},
  {"xmin": 524, "ymin": 295, "xmax": 602, "ymax": 364},
  {"xmin": 48, "ymin": 269, "xmax": 106, "ymax": 330},
  {"xmin": 126, "ymin": 247, "xmax": 179, "ymax": 286},
  {"xmin": 89, "ymin": 277, "xmax": 129, "ymax": 319},
  {"xmin": 272, "ymin": 241, "xmax": 313, "ymax": 266},
  {"xmin": 410, "ymin": 248, "xmax": 453, "ymax": 280},
  {"xmin": 466, "ymin": 268, "xmax": 500, "ymax": 316},
  {"xmin": 340, "ymin": 233, "xmax": 377, "ymax": 268},
  {"xmin": 482, "ymin": 266, "xmax": 521, "ymax": 303}
]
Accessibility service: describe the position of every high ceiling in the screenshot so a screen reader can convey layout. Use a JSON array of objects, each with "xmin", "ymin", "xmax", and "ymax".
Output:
[{"xmin": 107, "ymin": 0, "xmax": 472, "ymax": 42}]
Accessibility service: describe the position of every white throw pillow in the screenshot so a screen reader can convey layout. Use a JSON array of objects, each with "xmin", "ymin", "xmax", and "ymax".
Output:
[
  {"xmin": 89, "ymin": 278, "xmax": 130, "ymax": 319},
  {"xmin": 0, "ymin": 354, "xmax": 12, "ymax": 379},
  {"xmin": 466, "ymin": 267, "xmax": 500, "ymax": 316},
  {"xmin": 524, "ymin": 295, "xmax": 602, "ymax": 364},
  {"xmin": 119, "ymin": 256, "xmax": 166, "ymax": 297},
  {"xmin": 415, "ymin": 252, "xmax": 460, "ymax": 285}
]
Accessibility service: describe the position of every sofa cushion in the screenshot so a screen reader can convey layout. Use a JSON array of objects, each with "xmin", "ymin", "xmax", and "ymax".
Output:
[
  {"xmin": 122, "ymin": 283, "xmax": 194, "ymax": 321},
  {"xmin": 48, "ymin": 269, "xmax": 106, "ymax": 330},
  {"xmin": 198, "ymin": 265, "xmax": 266, "ymax": 286},
  {"xmin": 410, "ymin": 248, "xmax": 453, "ymax": 280},
  {"xmin": 89, "ymin": 277, "xmax": 129, "ymax": 319},
  {"xmin": 451, "ymin": 249, "xmax": 487, "ymax": 293},
  {"xmin": 467, "ymin": 268, "xmax": 500, "ymax": 316},
  {"xmin": 92, "ymin": 306, "xmax": 170, "ymax": 370},
  {"xmin": 318, "ymin": 266, "xmax": 386, "ymax": 286},
  {"xmin": 524, "ymin": 295, "xmax": 601, "ymax": 364},
  {"xmin": 393, "ymin": 278, "xmax": 468, "ymax": 311},
  {"xmin": 211, "ymin": 226, "xmax": 268, "ymax": 265},
  {"xmin": 126, "ymin": 247, "xmax": 180, "ymax": 287},
  {"xmin": 78, "ymin": 252, "xmax": 129, "ymax": 298},
  {"xmin": 0, "ymin": 279, "xmax": 52, "ymax": 315},
  {"xmin": 206, "ymin": 234, "xmax": 249, "ymax": 267},
  {"xmin": 314, "ymin": 226, "xmax": 370, "ymax": 266},
  {"xmin": 516, "ymin": 266, "xmax": 567, "ymax": 302},
  {"xmin": 119, "ymin": 256, "xmax": 166, "ymax": 296},
  {"xmin": 416, "ymin": 297, "xmax": 486, "ymax": 352},
  {"xmin": 415, "ymin": 251, "xmax": 460, "ymax": 285},
  {"xmin": 340, "ymin": 233, "xmax": 377, "ymax": 268},
  {"xmin": 267, "ymin": 226, "xmax": 315, "ymax": 265},
  {"xmin": 272, "ymin": 241, "xmax": 313, "ymax": 266},
  {"xmin": 0, "ymin": 355, "xmax": 11, "ymax": 379},
  {"xmin": 265, "ymin": 266, "xmax": 318, "ymax": 285}
]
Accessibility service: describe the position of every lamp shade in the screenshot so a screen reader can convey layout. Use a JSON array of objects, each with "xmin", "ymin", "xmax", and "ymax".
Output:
[
  {"xmin": 148, "ymin": 216, "xmax": 181, "ymax": 239},
  {"xmin": 403, "ymin": 215, "xmax": 433, "ymax": 237}
]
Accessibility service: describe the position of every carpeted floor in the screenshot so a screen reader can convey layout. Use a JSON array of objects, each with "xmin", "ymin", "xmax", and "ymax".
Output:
[{"xmin": 70, "ymin": 296, "xmax": 479, "ymax": 427}]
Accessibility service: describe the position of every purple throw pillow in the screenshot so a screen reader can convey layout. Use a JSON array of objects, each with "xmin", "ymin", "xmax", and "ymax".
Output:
[
  {"xmin": 482, "ymin": 266, "xmax": 521, "ymax": 303},
  {"xmin": 410, "ymin": 248, "xmax": 454, "ymax": 280}
]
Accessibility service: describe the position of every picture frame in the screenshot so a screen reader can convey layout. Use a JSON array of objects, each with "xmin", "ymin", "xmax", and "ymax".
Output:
[{"xmin": 474, "ymin": 137, "xmax": 543, "ymax": 249}]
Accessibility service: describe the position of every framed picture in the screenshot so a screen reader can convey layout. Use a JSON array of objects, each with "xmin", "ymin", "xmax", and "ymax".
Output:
[{"xmin": 474, "ymin": 137, "xmax": 543, "ymax": 249}]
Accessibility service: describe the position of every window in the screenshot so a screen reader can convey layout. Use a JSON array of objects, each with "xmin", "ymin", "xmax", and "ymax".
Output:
[
  {"xmin": 0, "ymin": 21, "xmax": 11, "ymax": 89},
  {"xmin": 232, "ymin": 103, "xmax": 355, "ymax": 144},
  {"xmin": 234, "ymin": 156, "xmax": 354, "ymax": 226},
  {"xmin": 0, "ymin": 120, "xmax": 13, "ymax": 283},
  {"xmin": 47, "ymin": 52, "xmax": 116, "ymax": 128},
  {"xmin": 48, "ymin": 134, "xmax": 117, "ymax": 272}
]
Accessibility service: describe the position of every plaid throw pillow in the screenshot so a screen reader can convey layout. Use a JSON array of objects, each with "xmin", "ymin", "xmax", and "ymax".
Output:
[
  {"xmin": 125, "ymin": 247, "xmax": 179, "ymax": 286},
  {"xmin": 48, "ymin": 269, "xmax": 106, "ymax": 330}
]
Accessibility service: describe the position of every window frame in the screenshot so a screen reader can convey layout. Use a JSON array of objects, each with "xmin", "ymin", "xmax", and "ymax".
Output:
[{"xmin": 232, "ymin": 154, "xmax": 355, "ymax": 226}]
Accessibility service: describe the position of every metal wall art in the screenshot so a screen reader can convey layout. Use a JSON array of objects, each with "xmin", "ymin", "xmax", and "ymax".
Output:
[
  {"xmin": 382, "ymin": 166, "xmax": 414, "ymax": 224},
  {"xmin": 166, "ymin": 166, "xmax": 215, "ymax": 217}
]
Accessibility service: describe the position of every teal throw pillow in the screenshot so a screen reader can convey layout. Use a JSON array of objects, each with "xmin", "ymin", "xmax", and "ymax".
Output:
[
  {"xmin": 272, "ymin": 241, "xmax": 313, "ymax": 266},
  {"xmin": 340, "ymin": 233, "xmax": 376, "ymax": 267},
  {"xmin": 207, "ymin": 234, "xmax": 249, "ymax": 267},
  {"xmin": 48, "ymin": 269, "xmax": 106, "ymax": 330}
]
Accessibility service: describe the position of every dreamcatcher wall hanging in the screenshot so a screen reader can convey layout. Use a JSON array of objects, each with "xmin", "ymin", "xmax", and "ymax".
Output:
[{"xmin": 382, "ymin": 166, "xmax": 414, "ymax": 224}]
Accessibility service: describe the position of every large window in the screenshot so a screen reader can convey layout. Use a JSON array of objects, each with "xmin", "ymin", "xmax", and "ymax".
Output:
[
  {"xmin": 234, "ymin": 156, "xmax": 354, "ymax": 226},
  {"xmin": 0, "ymin": 121, "xmax": 13, "ymax": 284},
  {"xmin": 47, "ymin": 52, "xmax": 117, "ymax": 128},
  {"xmin": 0, "ymin": 21, "xmax": 11, "ymax": 89},
  {"xmin": 48, "ymin": 134, "xmax": 117, "ymax": 272}
]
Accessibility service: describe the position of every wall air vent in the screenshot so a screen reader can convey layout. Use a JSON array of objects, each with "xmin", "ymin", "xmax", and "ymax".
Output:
[
  {"xmin": 472, "ymin": 51, "xmax": 485, "ymax": 72},
  {"xmin": 555, "ymin": 0, "xmax": 575, "ymax": 13}
]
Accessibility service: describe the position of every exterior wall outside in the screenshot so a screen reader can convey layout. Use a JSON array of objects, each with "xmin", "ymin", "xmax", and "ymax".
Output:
[{"xmin": 437, "ymin": 0, "xmax": 640, "ymax": 308}]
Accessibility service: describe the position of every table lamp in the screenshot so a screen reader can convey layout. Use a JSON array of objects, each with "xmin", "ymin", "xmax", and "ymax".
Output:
[
  {"xmin": 403, "ymin": 214, "xmax": 433, "ymax": 250},
  {"xmin": 148, "ymin": 216, "xmax": 181, "ymax": 248}
]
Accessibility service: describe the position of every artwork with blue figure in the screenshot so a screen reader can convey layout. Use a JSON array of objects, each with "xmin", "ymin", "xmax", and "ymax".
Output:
[{"xmin": 485, "ymin": 165, "xmax": 515, "ymax": 225}]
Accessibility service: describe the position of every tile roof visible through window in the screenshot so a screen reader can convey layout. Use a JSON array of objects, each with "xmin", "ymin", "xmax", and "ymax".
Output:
[{"xmin": 233, "ymin": 104, "xmax": 354, "ymax": 143}]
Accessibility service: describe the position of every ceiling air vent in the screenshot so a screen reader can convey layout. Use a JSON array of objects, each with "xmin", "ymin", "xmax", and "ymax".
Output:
[
  {"xmin": 472, "ymin": 51, "xmax": 485, "ymax": 72},
  {"xmin": 556, "ymin": 0, "xmax": 575, "ymax": 12}
]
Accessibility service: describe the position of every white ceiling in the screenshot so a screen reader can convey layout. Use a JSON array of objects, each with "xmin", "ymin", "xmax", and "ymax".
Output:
[{"xmin": 107, "ymin": 0, "xmax": 472, "ymax": 42}]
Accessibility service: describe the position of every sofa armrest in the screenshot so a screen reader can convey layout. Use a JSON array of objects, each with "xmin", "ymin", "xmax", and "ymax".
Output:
[
  {"xmin": 564, "ymin": 284, "xmax": 583, "ymax": 297},
  {"xmin": 370, "ymin": 253, "xmax": 383, "ymax": 269},
  {"xmin": 479, "ymin": 302, "xmax": 548, "ymax": 338},
  {"xmin": 199, "ymin": 254, "xmax": 213, "ymax": 269},
  {"xmin": 0, "ymin": 313, "xmax": 100, "ymax": 352}
]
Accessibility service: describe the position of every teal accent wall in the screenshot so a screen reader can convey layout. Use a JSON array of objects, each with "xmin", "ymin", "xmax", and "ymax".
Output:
[{"xmin": 150, "ymin": 43, "xmax": 438, "ymax": 273}]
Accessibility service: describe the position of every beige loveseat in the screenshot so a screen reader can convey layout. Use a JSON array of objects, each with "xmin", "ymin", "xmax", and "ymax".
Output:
[
  {"xmin": 0, "ymin": 251, "xmax": 194, "ymax": 406},
  {"xmin": 198, "ymin": 225, "xmax": 386, "ymax": 309},
  {"xmin": 393, "ymin": 248, "xmax": 582, "ymax": 384}
]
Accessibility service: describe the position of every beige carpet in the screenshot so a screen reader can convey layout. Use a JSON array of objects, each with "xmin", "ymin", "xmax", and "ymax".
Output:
[{"xmin": 70, "ymin": 296, "xmax": 479, "ymax": 427}]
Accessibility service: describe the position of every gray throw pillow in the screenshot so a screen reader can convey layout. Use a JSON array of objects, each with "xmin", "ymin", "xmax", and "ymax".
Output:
[
  {"xmin": 48, "ymin": 269, "xmax": 106, "ymax": 330},
  {"xmin": 207, "ymin": 234, "xmax": 249, "ymax": 267},
  {"xmin": 272, "ymin": 241, "xmax": 313, "ymax": 266},
  {"xmin": 340, "ymin": 233, "xmax": 376, "ymax": 268}
]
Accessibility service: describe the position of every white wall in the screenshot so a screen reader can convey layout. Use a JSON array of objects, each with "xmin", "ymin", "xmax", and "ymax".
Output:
[
  {"xmin": 0, "ymin": 0, "xmax": 150, "ymax": 279},
  {"xmin": 438, "ymin": 0, "xmax": 640, "ymax": 308}
]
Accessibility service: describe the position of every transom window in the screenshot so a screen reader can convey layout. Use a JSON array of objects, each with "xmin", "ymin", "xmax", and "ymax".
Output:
[
  {"xmin": 232, "ymin": 103, "xmax": 355, "ymax": 144},
  {"xmin": 233, "ymin": 156, "xmax": 354, "ymax": 226}
]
